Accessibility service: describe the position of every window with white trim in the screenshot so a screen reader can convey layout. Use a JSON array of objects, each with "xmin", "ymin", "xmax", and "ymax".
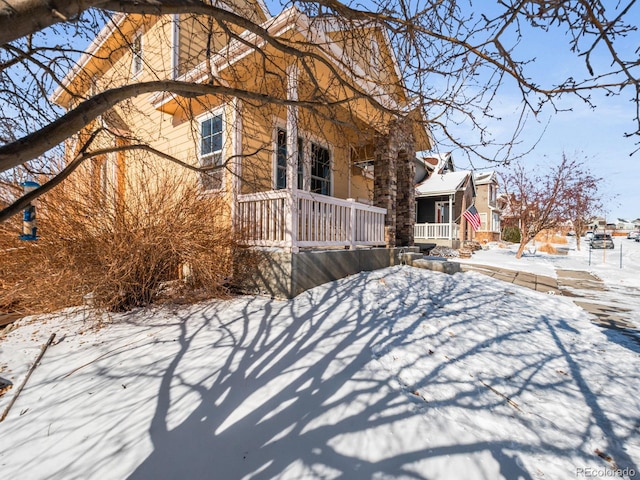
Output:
[
  {"xmin": 131, "ymin": 31, "xmax": 143, "ymax": 77},
  {"xmin": 275, "ymin": 128, "xmax": 331, "ymax": 194},
  {"xmin": 199, "ymin": 113, "xmax": 224, "ymax": 191},
  {"xmin": 479, "ymin": 212, "xmax": 488, "ymax": 231},
  {"xmin": 493, "ymin": 212, "xmax": 501, "ymax": 233},
  {"xmin": 275, "ymin": 128, "xmax": 303, "ymax": 190}
]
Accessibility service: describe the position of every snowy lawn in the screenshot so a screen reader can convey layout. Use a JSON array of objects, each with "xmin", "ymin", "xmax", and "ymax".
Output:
[{"xmin": 0, "ymin": 242, "xmax": 639, "ymax": 479}]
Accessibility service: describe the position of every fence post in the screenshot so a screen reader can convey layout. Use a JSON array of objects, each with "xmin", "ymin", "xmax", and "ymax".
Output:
[{"xmin": 348, "ymin": 198, "xmax": 356, "ymax": 250}]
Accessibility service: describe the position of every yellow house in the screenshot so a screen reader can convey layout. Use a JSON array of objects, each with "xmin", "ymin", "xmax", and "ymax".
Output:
[{"xmin": 53, "ymin": 3, "xmax": 431, "ymax": 296}]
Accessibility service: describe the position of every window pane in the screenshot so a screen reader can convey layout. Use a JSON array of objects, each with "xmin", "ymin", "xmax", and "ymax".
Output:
[
  {"xmin": 275, "ymin": 129, "xmax": 302, "ymax": 189},
  {"xmin": 202, "ymin": 118, "xmax": 212, "ymax": 137},
  {"xmin": 310, "ymin": 143, "xmax": 330, "ymax": 195},
  {"xmin": 211, "ymin": 115, "xmax": 222, "ymax": 133},
  {"xmin": 200, "ymin": 115, "xmax": 222, "ymax": 156},
  {"xmin": 276, "ymin": 129, "xmax": 287, "ymax": 189},
  {"xmin": 211, "ymin": 132, "xmax": 222, "ymax": 152}
]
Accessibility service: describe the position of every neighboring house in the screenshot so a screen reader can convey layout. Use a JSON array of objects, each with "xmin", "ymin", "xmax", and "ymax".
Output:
[
  {"xmin": 588, "ymin": 217, "xmax": 607, "ymax": 231},
  {"xmin": 52, "ymin": 6, "xmax": 431, "ymax": 297},
  {"xmin": 414, "ymin": 152, "xmax": 475, "ymax": 249},
  {"xmin": 615, "ymin": 218, "xmax": 636, "ymax": 230},
  {"xmin": 472, "ymin": 171, "xmax": 501, "ymax": 242},
  {"xmin": 497, "ymin": 192, "xmax": 520, "ymax": 233}
]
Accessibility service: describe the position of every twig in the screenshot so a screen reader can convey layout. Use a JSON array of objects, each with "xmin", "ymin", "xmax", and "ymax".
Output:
[
  {"xmin": 0, "ymin": 333, "xmax": 56, "ymax": 422},
  {"xmin": 479, "ymin": 379, "xmax": 522, "ymax": 412}
]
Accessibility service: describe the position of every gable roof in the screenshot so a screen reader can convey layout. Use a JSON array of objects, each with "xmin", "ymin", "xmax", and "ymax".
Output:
[
  {"xmin": 415, "ymin": 170, "xmax": 471, "ymax": 196},
  {"xmin": 51, "ymin": 6, "xmax": 432, "ymax": 150},
  {"xmin": 473, "ymin": 171, "xmax": 497, "ymax": 185},
  {"xmin": 416, "ymin": 152, "xmax": 453, "ymax": 175}
]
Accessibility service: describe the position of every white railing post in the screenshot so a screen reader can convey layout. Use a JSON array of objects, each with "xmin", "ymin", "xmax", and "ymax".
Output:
[
  {"xmin": 348, "ymin": 198, "xmax": 356, "ymax": 249},
  {"xmin": 285, "ymin": 64, "xmax": 299, "ymax": 253}
]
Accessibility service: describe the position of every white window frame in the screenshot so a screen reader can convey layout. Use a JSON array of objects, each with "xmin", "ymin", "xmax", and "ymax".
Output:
[
  {"xmin": 492, "ymin": 212, "xmax": 501, "ymax": 233},
  {"xmin": 308, "ymin": 140, "xmax": 332, "ymax": 196},
  {"xmin": 273, "ymin": 125, "xmax": 303, "ymax": 190},
  {"xmin": 272, "ymin": 123, "xmax": 333, "ymax": 196},
  {"xmin": 479, "ymin": 212, "xmax": 488, "ymax": 231},
  {"xmin": 198, "ymin": 107, "xmax": 225, "ymax": 192},
  {"xmin": 131, "ymin": 30, "xmax": 143, "ymax": 77}
]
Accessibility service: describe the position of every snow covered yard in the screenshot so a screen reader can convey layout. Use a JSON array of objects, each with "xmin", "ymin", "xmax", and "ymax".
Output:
[{"xmin": 0, "ymin": 259, "xmax": 639, "ymax": 478}]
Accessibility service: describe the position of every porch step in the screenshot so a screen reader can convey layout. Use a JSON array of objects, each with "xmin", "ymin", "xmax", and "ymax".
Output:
[
  {"xmin": 401, "ymin": 252, "xmax": 423, "ymax": 266},
  {"xmin": 411, "ymin": 258, "xmax": 462, "ymax": 274}
]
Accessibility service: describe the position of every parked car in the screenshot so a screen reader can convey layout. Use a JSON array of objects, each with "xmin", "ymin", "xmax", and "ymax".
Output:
[
  {"xmin": 590, "ymin": 233, "xmax": 614, "ymax": 249},
  {"xmin": 627, "ymin": 231, "xmax": 639, "ymax": 240},
  {"xmin": 636, "ymin": 235, "xmax": 640, "ymax": 243},
  {"xmin": 585, "ymin": 231, "xmax": 595, "ymax": 242}
]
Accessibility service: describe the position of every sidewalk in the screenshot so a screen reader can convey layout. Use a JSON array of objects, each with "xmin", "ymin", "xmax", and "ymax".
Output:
[{"xmin": 457, "ymin": 263, "xmax": 637, "ymax": 334}]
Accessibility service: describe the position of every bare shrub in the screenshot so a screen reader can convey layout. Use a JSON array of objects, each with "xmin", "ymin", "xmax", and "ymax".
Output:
[
  {"xmin": 1, "ymin": 169, "xmax": 242, "ymax": 313},
  {"xmin": 534, "ymin": 230, "xmax": 568, "ymax": 244},
  {"xmin": 537, "ymin": 243, "xmax": 558, "ymax": 254}
]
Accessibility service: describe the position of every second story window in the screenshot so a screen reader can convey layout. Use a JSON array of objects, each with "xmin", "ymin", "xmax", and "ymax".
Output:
[
  {"xmin": 489, "ymin": 183, "xmax": 497, "ymax": 206},
  {"xmin": 131, "ymin": 31, "xmax": 143, "ymax": 77},
  {"xmin": 199, "ymin": 113, "xmax": 224, "ymax": 191}
]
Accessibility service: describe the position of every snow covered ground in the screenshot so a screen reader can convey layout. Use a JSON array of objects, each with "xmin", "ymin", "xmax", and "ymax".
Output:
[
  {"xmin": 458, "ymin": 235, "xmax": 640, "ymax": 327},
  {"xmin": 0, "ymin": 237, "xmax": 639, "ymax": 479}
]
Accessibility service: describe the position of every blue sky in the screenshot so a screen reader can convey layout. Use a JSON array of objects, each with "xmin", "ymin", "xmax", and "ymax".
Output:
[
  {"xmin": 452, "ymin": 86, "xmax": 640, "ymax": 221},
  {"xmin": 433, "ymin": 2, "xmax": 640, "ymax": 221}
]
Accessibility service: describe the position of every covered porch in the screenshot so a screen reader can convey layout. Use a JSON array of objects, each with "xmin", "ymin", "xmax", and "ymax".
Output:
[
  {"xmin": 414, "ymin": 222, "xmax": 460, "ymax": 245},
  {"xmin": 414, "ymin": 193, "xmax": 462, "ymax": 249},
  {"xmin": 236, "ymin": 189, "xmax": 386, "ymax": 252}
]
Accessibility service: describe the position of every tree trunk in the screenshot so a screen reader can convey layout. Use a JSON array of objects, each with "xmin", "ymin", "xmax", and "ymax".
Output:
[{"xmin": 515, "ymin": 234, "xmax": 534, "ymax": 259}]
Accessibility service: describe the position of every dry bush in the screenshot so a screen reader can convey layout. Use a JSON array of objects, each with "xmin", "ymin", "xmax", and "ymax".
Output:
[
  {"xmin": 537, "ymin": 243, "xmax": 558, "ymax": 254},
  {"xmin": 534, "ymin": 230, "xmax": 568, "ymax": 244},
  {"xmin": 1, "ymin": 169, "xmax": 245, "ymax": 313}
]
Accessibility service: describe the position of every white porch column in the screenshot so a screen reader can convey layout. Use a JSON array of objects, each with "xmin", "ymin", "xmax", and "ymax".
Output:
[
  {"xmin": 285, "ymin": 64, "xmax": 299, "ymax": 252},
  {"xmin": 448, "ymin": 194, "xmax": 453, "ymax": 241},
  {"xmin": 230, "ymin": 98, "xmax": 242, "ymax": 232},
  {"xmin": 171, "ymin": 14, "xmax": 179, "ymax": 79}
]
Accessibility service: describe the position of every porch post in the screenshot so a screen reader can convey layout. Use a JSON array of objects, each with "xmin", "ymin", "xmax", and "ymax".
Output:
[
  {"xmin": 373, "ymin": 118, "xmax": 415, "ymax": 248},
  {"xmin": 460, "ymin": 191, "xmax": 467, "ymax": 243},
  {"xmin": 230, "ymin": 98, "xmax": 242, "ymax": 233},
  {"xmin": 448, "ymin": 194, "xmax": 453, "ymax": 242},
  {"xmin": 374, "ymin": 131, "xmax": 396, "ymax": 247},
  {"xmin": 285, "ymin": 64, "xmax": 299, "ymax": 253}
]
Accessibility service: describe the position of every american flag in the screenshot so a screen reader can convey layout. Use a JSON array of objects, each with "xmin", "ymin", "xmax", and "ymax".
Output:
[{"xmin": 463, "ymin": 205, "xmax": 481, "ymax": 231}]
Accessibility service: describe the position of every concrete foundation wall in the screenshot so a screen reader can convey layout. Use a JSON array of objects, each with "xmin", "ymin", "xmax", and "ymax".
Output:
[{"xmin": 234, "ymin": 247, "xmax": 418, "ymax": 298}]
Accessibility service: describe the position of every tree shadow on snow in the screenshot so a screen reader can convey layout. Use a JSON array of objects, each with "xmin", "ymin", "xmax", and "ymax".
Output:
[{"xmin": 59, "ymin": 266, "xmax": 636, "ymax": 479}]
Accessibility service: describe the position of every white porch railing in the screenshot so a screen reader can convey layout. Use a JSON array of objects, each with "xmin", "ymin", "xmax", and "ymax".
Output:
[
  {"xmin": 236, "ymin": 190, "xmax": 386, "ymax": 250},
  {"xmin": 414, "ymin": 222, "xmax": 460, "ymax": 240}
]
